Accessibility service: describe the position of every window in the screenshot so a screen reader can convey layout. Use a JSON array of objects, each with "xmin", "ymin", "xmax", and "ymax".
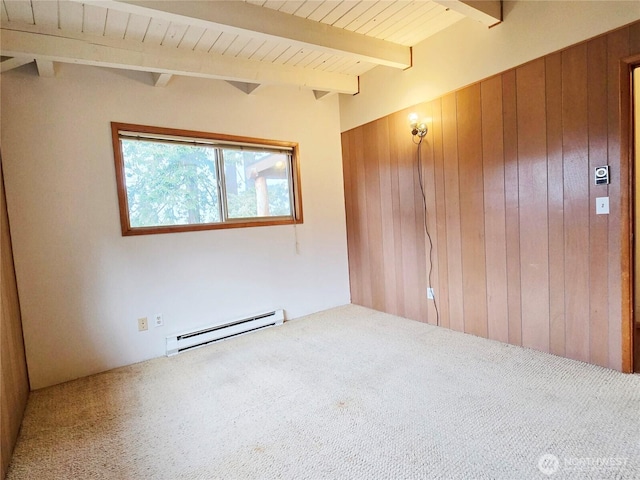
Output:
[{"xmin": 111, "ymin": 123, "xmax": 303, "ymax": 235}]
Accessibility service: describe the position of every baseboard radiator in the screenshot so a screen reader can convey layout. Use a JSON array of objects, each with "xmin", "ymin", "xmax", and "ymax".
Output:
[{"xmin": 166, "ymin": 309, "xmax": 284, "ymax": 356}]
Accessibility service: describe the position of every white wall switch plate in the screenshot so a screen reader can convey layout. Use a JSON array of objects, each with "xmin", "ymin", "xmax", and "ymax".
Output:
[{"xmin": 596, "ymin": 197, "xmax": 609, "ymax": 215}]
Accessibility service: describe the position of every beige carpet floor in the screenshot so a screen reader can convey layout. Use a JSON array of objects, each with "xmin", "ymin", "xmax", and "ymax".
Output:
[{"xmin": 7, "ymin": 305, "xmax": 640, "ymax": 479}]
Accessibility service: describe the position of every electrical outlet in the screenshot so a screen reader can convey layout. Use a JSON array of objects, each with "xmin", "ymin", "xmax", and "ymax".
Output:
[
  {"xmin": 154, "ymin": 314, "xmax": 164, "ymax": 327},
  {"xmin": 427, "ymin": 288, "xmax": 435, "ymax": 300},
  {"xmin": 138, "ymin": 317, "xmax": 148, "ymax": 332}
]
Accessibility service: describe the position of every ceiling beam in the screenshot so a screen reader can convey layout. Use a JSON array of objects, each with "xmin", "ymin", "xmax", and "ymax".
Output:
[
  {"xmin": 433, "ymin": 0, "xmax": 502, "ymax": 27},
  {"xmin": 226, "ymin": 81, "xmax": 262, "ymax": 95},
  {"xmin": 1, "ymin": 56, "xmax": 33, "ymax": 73},
  {"xmin": 313, "ymin": 90, "xmax": 333, "ymax": 100},
  {"xmin": 152, "ymin": 73, "xmax": 172, "ymax": 87},
  {"xmin": 78, "ymin": 0, "xmax": 411, "ymax": 69},
  {"xmin": 35, "ymin": 59, "xmax": 56, "ymax": 77},
  {"xmin": 0, "ymin": 25, "xmax": 359, "ymax": 94}
]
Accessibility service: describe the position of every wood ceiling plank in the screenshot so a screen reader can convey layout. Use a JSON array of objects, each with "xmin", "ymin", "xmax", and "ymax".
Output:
[
  {"xmin": 82, "ymin": 3, "xmax": 107, "ymax": 36},
  {"xmin": 0, "ymin": 25, "xmax": 359, "ymax": 92},
  {"xmin": 305, "ymin": 51, "xmax": 333, "ymax": 69},
  {"xmin": 1, "ymin": 2, "xmax": 9, "ymax": 23},
  {"xmin": 364, "ymin": 1, "xmax": 417, "ymax": 38},
  {"xmin": 260, "ymin": 42, "xmax": 290, "ymax": 63},
  {"xmin": 295, "ymin": 49, "xmax": 322, "ymax": 68},
  {"xmin": 193, "ymin": 28, "xmax": 221, "ymax": 52},
  {"xmin": 342, "ymin": 59, "xmax": 372, "ymax": 76},
  {"xmin": 314, "ymin": 53, "xmax": 342, "ymax": 71},
  {"xmin": 177, "ymin": 25, "xmax": 206, "ymax": 50},
  {"xmin": 3, "ymin": 0, "xmax": 34, "ymax": 24},
  {"xmin": 271, "ymin": 45, "xmax": 300, "ymax": 64},
  {"xmin": 374, "ymin": 1, "xmax": 434, "ymax": 41},
  {"xmin": 293, "ymin": 1, "xmax": 323, "ymax": 19},
  {"xmin": 58, "ymin": 0, "xmax": 83, "ymax": 31},
  {"xmin": 284, "ymin": 47, "xmax": 313, "ymax": 66},
  {"xmin": 143, "ymin": 17, "xmax": 169, "ymax": 44},
  {"xmin": 355, "ymin": 1, "xmax": 410, "ymax": 35},
  {"xmin": 278, "ymin": 1, "xmax": 305, "ymax": 15},
  {"xmin": 161, "ymin": 22, "xmax": 188, "ymax": 48},
  {"xmin": 385, "ymin": 3, "xmax": 441, "ymax": 44},
  {"xmin": 396, "ymin": 8, "xmax": 462, "ymax": 46},
  {"xmin": 248, "ymin": 39, "xmax": 279, "ymax": 61},
  {"xmin": 104, "ymin": 9, "xmax": 129, "ymax": 39},
  {"xmin": 209, "ymin": 31, "xmax": 237, "ymax": 54},
  {"xmin": 31, "ymin": 0, "xmax": 59, "ymax": 28},
  {"xmin": 123, "ymin": 13, "xmax": 149, "ymax": 42},
  {"xmin": 343, "ymin": 1, "xmax": 390, "ymax": 32},
  {"xmin": 223, "ymin": 36, "xmax": 252, "ymax": 57},
  {"xmin": 320, "ymin": 1, "xmax": 358, "ymax": 25},
  {"xmin": 306, "ymin": 1, "xmax": 338, "ymax": 21},
  {"xmin": 382, "ymin": 2, "xmax": 440, "ymax": 43},
  {"xmin": 332, "ymin": 1, "xmax": 372, "ymax": 29},
  {"xmin": 323, "ymin": 55, "xmax": 351, "ymax": 73},
  {"xmin": 89, "ymin": 0, "xmax": 411, "ymax": 68},
  {"xmin": 236, "ymin": 37, "xmax": 265, "ymax": 59}
]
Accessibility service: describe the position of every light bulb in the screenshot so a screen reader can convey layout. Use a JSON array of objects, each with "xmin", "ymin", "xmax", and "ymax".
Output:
[{"xmin": 408, "ymin": 113, "xmax": 419, "ymax": 128}]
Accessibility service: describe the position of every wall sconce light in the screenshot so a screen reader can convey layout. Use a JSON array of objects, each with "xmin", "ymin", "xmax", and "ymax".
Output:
[{"xmin": 408, "ymin": 113, "xmax": 428, "ymax": 138}]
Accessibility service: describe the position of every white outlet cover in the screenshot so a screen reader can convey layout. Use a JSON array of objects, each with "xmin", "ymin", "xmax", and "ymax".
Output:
[
  {"xmin": 154, "ymin": 314, "xmax": 164, "ymax": 327},
  {"xmin": 596, "ymin": 197, "xmax": 609, "ymax": 215}
]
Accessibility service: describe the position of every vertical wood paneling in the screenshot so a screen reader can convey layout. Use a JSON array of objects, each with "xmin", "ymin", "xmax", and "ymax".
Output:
[
  {"xmin": 396, "ymin": 111, "xmax": 422, "ymax": 321},
  {"xmin": 481, "ymin": 76, "xmax": 509, "ymax": 344},
  {"xmin": 441, "ymin": 93, "xmax": 465, "ymax": 332},
  {"xmin": 340, "ymin": 21, "xmax": 640, "ymax": 372},
  {"xmin": 587, "ymin": 35, "xmax": 610, "ymax": 367},
  {"xmin": 341, "ymin": 132, "xmax": 359, "ymax": 304},
  {"xmin": 388, "ymin": 113, "xmax": 406, "ymax": 317},
  {"xmin": 562, "ymin": 44, "xmax": 590, "ymax": 363},
  {"xmin": 432, "ymin": 98, "xmax": 450, "ymax": 328},
  {"xmin": 413, "ymin": 110, "xmax": 429, "ymax": 323},
  {"xmin": 421, "ymin": 102, "xmax": 440, "ymax": 325},
  {"xmin": 363, "ymin": 121, "xmax": 386, "ymax": 312},
  {"xmin": 1, "ymin": 161, "xmax": 30, "ymax": 479},
  {"xmin": 503, "ymin": 70, "xmax": 523, "ymax": 346},
  {"xmin": 516, "ymin": 59, "xmax": 550, "ymax": 353},
  {"xmin": 457, "ymin": 85, "xmax": 488, "ymax": 338},
  {"xmin": 349, "ymin": 129, "xmax": 369, "ymax": 306},
  {"xmin": 545, "ymin": 52, "xmax": 566, "ymax": 357},
  {"xmin": 376, "ymin": 118, "xmax": 399, "ymax": 316}
]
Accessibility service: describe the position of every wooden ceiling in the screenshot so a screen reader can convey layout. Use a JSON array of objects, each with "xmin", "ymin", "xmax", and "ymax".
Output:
[{"xmin": 0, "ymin": 1, "xmax": 501, "ymax": 96}]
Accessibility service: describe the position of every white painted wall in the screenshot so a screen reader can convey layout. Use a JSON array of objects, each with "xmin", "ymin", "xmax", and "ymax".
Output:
[
  {"xmin": 340, "ymin": 0, "xmax": 640, "ymax": 131},
  {"xmin": 1, "ymin": 64, "xmax": 351, "ymax": 389}
]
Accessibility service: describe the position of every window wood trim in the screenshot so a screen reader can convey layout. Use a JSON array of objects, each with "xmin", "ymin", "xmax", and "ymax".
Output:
[{"xmin": 110, "ymin": 122, "xmax": 303, "ymax": 236}]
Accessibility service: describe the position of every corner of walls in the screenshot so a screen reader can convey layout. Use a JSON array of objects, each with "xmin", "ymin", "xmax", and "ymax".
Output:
[
  {"xmin": 339, "ymin": 0, "xmax": 640, "ymax": 132},
  {"xmin": 1, "ymin": 64, "xmax": 350, "ymax": 389}
]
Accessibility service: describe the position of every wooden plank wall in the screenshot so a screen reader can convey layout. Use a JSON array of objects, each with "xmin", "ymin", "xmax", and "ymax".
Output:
[
  {"xmin": 341, "ymin": 21, "xmax": 640, "ymax": 371},
  {"xmin": 1, "ymin": 158, "xmax": 29, "ymax": 479}
]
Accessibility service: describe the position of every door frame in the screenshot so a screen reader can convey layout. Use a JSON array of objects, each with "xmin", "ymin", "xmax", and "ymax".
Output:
[{"xmin": 622, "ymin": 53, "xmax": 640, "ymax": 373}]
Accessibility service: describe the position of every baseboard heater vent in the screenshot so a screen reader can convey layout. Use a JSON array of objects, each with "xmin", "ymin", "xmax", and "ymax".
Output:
[{"xmin": 166, "ymin": 309, "xmax": 284, "ymax": 356}]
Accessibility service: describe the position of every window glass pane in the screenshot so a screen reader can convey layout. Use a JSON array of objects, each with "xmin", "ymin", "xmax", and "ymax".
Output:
[
  {"xmin": 121, "ymin": 139, "xmax": 220, "ymax": 227},
  {"xmin": 223, "ymin": 149, "xmax": 292, "ymax": 219}
]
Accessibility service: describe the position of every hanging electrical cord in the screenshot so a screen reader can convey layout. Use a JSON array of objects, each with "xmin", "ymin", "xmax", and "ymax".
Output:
[{"xmin": 413, "ymin": 132, "xmax": 440, "ymax": 327}]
